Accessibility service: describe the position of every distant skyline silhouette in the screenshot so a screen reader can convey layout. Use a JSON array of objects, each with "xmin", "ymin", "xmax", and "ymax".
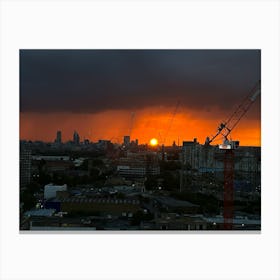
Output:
[{"xmin": 20, "ymin": 50, "xmax": 261, "ymax": 146}]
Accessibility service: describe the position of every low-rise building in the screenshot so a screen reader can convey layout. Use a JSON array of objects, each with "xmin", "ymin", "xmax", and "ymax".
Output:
[
  {"xmin": 142, "ymin": 213, "xmax": 207, "ymax": 230},
  {"xmin": 60, "ymin": 197, "xmax": 141, "ymax": 217},
  {"xmin": 44, "ymin": 183, "xmax": 67, "ymax": 200},
  {"xmin": 117, "ymin": 152, "xmax": 160, "ymax": 178},
  {"xmin": 24, "ymin": 208, "xmax": 56, "ymax": 217}
]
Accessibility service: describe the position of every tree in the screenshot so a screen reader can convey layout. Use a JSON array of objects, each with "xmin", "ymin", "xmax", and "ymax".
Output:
[
  {"xmin": 162, "ymin": 171, "xmax": 180, "ymax": 191},
  {"xmin": 144, "ymin": 176, "xmax": 158, "ymax": 190},
  {"xmin": 160, "ymin": 160, "xmax": 181, "ymax": 171},
  {"xmin": 131, "ymin": 210, "xmax": 153, "ymax": 226},
  {"xmin": 89, "ymin": 168, "xmax": 100, "ymax": 180}
]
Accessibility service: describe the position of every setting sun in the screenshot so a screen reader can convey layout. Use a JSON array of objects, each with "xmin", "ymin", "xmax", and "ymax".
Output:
[{"xmin": 149, "ymin": 138, "xmax": 158, "ymax": 146}]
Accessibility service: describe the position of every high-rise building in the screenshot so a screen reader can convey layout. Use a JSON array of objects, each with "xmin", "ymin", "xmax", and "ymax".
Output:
[
  {"xmin": 73, "ymin": 131, "xmax": 80, "ymax": 145},
  {"xmin": 181, "ymin": 139, "xmax": 200, "ymax": 169},
  {"xmin": 55, "ymin": 130, "xmax": 62, "ymax": 144},
  {"xmin": 123, "ymin": 135, "xmax": 130, "ymax": 148},
  {"xmin": 20, "ymin": 143, "xmax": 31, "ymax": 187}
]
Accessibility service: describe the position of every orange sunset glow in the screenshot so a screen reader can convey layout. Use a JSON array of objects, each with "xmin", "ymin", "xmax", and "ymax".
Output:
[
  {"xmin": 20, "ymin": 105, "xmax": 261, "ymax": 146},
  {"xmin": 20, "ymin": 50, "xmax": 261, "ymax": 147}
]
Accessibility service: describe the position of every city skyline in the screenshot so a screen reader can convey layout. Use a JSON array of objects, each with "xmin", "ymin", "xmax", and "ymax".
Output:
[
  {"xmin": 20, "ymin": 50, "xmax": 261, "ymax": 146},
  {"xmin": 19, "ymin": 49, "xmax": 261, "ymax": 232}
]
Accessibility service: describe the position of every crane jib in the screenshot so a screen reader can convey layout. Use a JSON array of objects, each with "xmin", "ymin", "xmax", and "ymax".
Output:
[
  {"xmin": 250, "ymin": 89, "xmax": 261, "ymax": 102},
  {"xmin": 205, "ymin": 80, "xmax": 260, "ymax": 146}
]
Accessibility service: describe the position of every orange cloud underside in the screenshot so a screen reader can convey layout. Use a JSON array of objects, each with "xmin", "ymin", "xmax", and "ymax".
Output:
[{"xmin": 20, "ymin": 106, "xmax": 261, "ymax": 146}]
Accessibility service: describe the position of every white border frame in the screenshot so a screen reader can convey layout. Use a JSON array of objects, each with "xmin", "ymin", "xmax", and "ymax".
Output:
[{"xmin": 1, "ymin": 0, "xmax": 280, "ymax": 279}]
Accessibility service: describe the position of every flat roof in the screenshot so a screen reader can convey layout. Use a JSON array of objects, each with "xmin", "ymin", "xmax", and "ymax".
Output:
[{"xmin": 24, "ymin": 209, "xmax": 56, "ymax": 217}]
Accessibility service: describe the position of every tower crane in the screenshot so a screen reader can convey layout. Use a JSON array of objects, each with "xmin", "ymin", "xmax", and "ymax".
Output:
[
  {"xmin": 205, "ymin": 80, "xmax": 260, "ymax": 147},
  {"xmin": 129, "ymin": 112, "xmax": 135, "ymax": 139},
  {"xmin": 205, "ymin": 80, "xmax": 260, "ymax": 229},
  {"xmin": 163, "ymin": 100, "xmax": 180, "ymax": 145},
  {"xmin": 158, "ymin": 100, "xmax": 180, "ymax": 161}
]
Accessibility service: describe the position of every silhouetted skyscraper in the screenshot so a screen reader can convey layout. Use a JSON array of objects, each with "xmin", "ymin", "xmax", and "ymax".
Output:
[
  {"xmin": 73, "ymin": 131, "xmax": 80, "ymax": 145},
  {"xmin": 123, "ymin": 135, "xmax": 130, "ymax": 148},
  {"xmin": 55, "ymin": 130, "xmax": 62, "ymax": 144}
]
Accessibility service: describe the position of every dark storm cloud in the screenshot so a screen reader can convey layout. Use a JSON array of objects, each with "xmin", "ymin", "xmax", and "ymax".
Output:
[{"xmin": 20, "ymin": 49, "xmax": 260, "ymax": 114}]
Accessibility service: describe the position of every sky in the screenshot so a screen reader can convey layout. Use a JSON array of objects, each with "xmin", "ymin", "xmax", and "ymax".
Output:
[{"xmin": 20, "ymin": 50, "xmax": 261, "ymax": 146}]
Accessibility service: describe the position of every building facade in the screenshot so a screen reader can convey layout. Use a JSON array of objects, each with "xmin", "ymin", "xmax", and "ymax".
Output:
[
  {"xmin": 117, "ymin": 152, "xmax": 160, "ymax": 178},
  {"xmin": 20, "ymin": 144, "xmax": 32, "ymax": 187}
]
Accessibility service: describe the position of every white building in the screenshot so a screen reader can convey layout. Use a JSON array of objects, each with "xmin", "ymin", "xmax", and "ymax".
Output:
[{"xmin": 44, "ymin": 183, "xmax": 67, "ymax": 200}]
